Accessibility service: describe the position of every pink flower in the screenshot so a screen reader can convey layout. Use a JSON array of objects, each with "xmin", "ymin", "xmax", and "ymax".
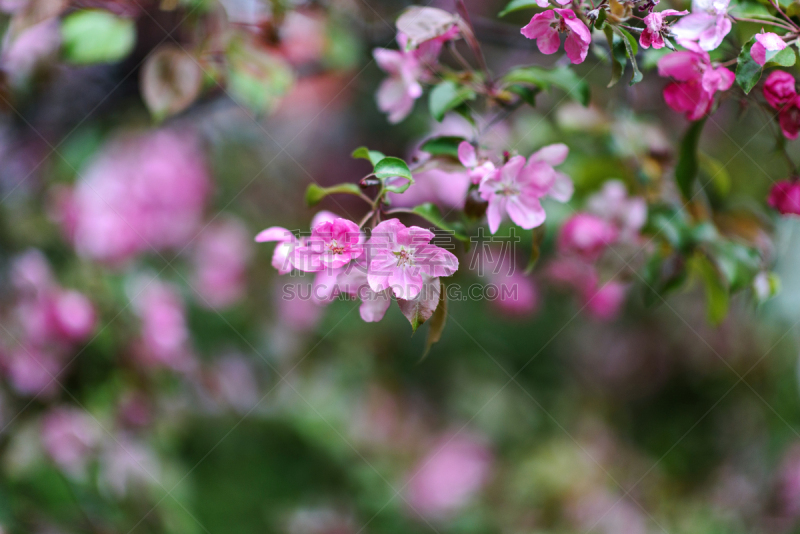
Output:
[
  {"xmin": 51, "ymin": 290, "xmax": 96, "ymax": 342},
  {"xmin": 367, "ymin": 219, "xmax": 458, "ymax": 300},
  {"xmin": 373, "ymin": 33, "xmax": 452, "ymax": 123},
  {"xmin": 640, "ymin": 10, "xmax": 688, "ymax": 49},
  {"xmin": 658, "ymin": 50, "xmax": 734, "ymax": 120},
  {"xmin": 521, "ymin": 9, "xmax": 591, "ymax": 64},
  {"xmin": 191, "ymin": 217, "xmax": 251, "ymax": 309},
  {"xmin": 546, "ymin": 258, "xmax": 628, "ymax": 321},
  {"xmin": 406, "ymin": 433, "xmax": 493, "ymax": 518},
  {"xmin": 479, "ymin": 144, "xmax": 573, "ymax": 234},
  {"xmin": 255, "ymin": 211, "xmax": 338, "ymax": 274},
  {"xmin": 41, "ymin": 408, "xmax": 101, "ymax": 478},
  {"xmin": 99, "ymin": 435, "xmax": 160, "ymax": 497},
  {"xmin": 558, "ymin": 213, "xmax": 619, "ymax": 260},
  {"xmin": 458, "ymin": 142, "xmax": 498, "ymax": 185},
  {"xmin": 276, "ymin": 281, "xmax": 325, "ymax": 332},
  {"xmin": 57, "ymin": 129, "xmax": 210, "ymax": 265},
  {"xmin": 751, "ymin": 32, "xmax": 788, "ymax": 66},
  {"xmin": 5, "ymin": 346, "xmax": 61, "ymax": 397},
  {"xmin": 336, "ymin": 261, "xmax": 393, "ymax": 322},
  {"xmin": 586, "ymin": 180, "xmax": 647, "ymax": 241},
  {"xmin": 292, "ymin": 217, "xmax": 364, "ymax": 272},
  {"xmin": 584, "ymin": 279, "xmax": 629, "ymax": 321},
  {"xmin": 768, "ymin": 180, "xmax": 800, "ymax": 215},
  {"xmin": 764, "ymin": 70, "xmax": 797, "ymax": 109},
  {"xmin": 763, "ymin": 71, "xmax": 800, "ymax": 139},
  {"xmin": 130, "ymin": 278, "xmax": 194, "ymax": 372},
  {"xmin": 671, "ymin": 0, "xmax": 731, "ymax": 51},
  {"xmin": 477, "ymin": 247, "xmax": 539, "ymax": 316}
]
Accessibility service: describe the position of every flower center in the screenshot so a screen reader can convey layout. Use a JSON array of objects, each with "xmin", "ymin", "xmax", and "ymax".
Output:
[
  {"xmin": 393, "ymin": 246, "xmax": 414, "ymax": 267},
  {"xmin": 497, "ymin": 184, "xmax": 520, "ymax": 197},
  {"xmin": 328, "ymin": 239, "xmax": 346, "ymax": 255}
]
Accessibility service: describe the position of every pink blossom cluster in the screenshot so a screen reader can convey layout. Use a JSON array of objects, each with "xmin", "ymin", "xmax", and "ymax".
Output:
[
  {"xmin": 521, "ymin": 8, "xmax": 591, "ymax": 64},
  {"xmin": 190, "ymin": 217, "xmax": 252, "ymax": 309},
  {"xmin": 257, "ymin": 213, "xmax": 458, "ymax": 323},
  {"xmin": 0, "ymin": 250, "xmax": 96, "ymax": 397},
  {"xmin": 657, "ymin": 48, "xmax": 735, "ymax": 120},
  {"xmin": 56, "ymin": 129, "xmax": 211, "ymax": 265},
  {"xmin": 547, "ymin": 181, "xmax": 647, "ymax": 321},
  {"xmin": 460, "ymin": 142, "xmax": 574, "ymax": 234}
]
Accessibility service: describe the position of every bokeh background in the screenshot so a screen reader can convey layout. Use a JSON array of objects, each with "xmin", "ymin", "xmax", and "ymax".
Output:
[{"xmin": 1, "ymin": 0, "xmax": 800, "ymax": 533}]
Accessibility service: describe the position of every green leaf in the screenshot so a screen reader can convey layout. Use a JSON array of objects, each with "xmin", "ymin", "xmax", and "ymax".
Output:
[
  {"xmin": 498, "ymin": 0, "xmax": 541, "ymax": 16},
  {"xmin": 736, "ymin": 36, "xmax": 762, "ymax": 94},
  {"xmin": 502, "ymin": 66, "xmax": 591, "ymax": 106},
  {"xmin": 429, "ymin": 81, "xmax": 477, "ymax": 122},
  {"xmin": 641, "ymin": 251, "xmax": 687, "ymax": 307},
  {"xmin": 375, "ymin": 157, "xmax": 414, "ymax": 193},
  {"xmin": 729, "ymin": 1, "xmax": 772, "ymax": 17},
  {"xmin": 305, "ymin": 183, "xmax": 363, "ymax": 206},
  {"xmin": 420, "ymin": 136, "xmax": 466, "ymax": 159},
  {"xmin": 604, "ymin": 26, "xmax": 624, "ymax": 88},
  {"xmin": 675, "ymin": 118, "xmax": 706, "ymax": 201},
  {"xmin": 410, "ymin": 203, "xmax": 470, "ymax": 244},
  {"xmin": 61, "ymin": 10, "xmax": 136, "ymax": 65},
  {"xmin": 693, "ymin": 253, "xmax": 730, "ymax": 325},
  {"xmin": 351, "ymin": 146, "xmax": 386, "ymax": 166},
  {"xmin": 422, "ymin": 279, "xmax": 447, "ymax": 358},
  {"xmin": 698, "ymin": 153, "xmax": 731, "ymax": 197},
  {"xmin": 613, "ymin": 26, "xmax": 642, "ymax": 85},
  {"xmin": 767, "ymin": 46, "xmax": 796, "ymax": 67},
  {"xmin": 507, "ymin": 84, "xmax": 539, "ymax": 106},
  {"xmin": 524, "ymin": 224, "xmax": 547, "ymax": 274}
]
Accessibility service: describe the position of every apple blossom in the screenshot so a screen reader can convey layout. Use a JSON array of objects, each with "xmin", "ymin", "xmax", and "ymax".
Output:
[
  {"xmin": 521, "ymin": 9, "xmax": 591, "ymax": 64},
  {"xmin": 558, "ymin": 213, "xmax": 619, "ymax": 261},
  {"xmin": 458, "ymin": 141, "xmax": 498, "ymax": 185},
  {"xmin": 751, "ymin": 32, "xmax": 788, "ymax": 66},
  {"xmin": 336, "ymin": 261, "xmax": 393, "ymax": 322},
  {"xmin": 768, "ymin": 180, "xmax": 800, "ymax": 215},
  {"xmin": 658, "ymin": 49, "xmax": 734, "ymax": 120},
  {"xmin": 763, "ymin": 71, "xmax": 800, "ymax": 140},
  {"xmin": 671, "ymin": 0, "xmax": 732, "ymax": 51},
  {"xmin": 479, "ymin": 144, "xmax": 574, "ymax": 234},
  {"xmin": 586, "ymin": 180, "xmax": 648, "ymax": 241},
  {"xmin": 367, "ymin": 219, "xmax": 458, "ymax": 300},
  {"xmin": 639, "ymin": 10, "xmax": 688, "ymax": 49},
  {"xmin": 291, "ymin": 217, "xmax": 364, "ymax": 272}
]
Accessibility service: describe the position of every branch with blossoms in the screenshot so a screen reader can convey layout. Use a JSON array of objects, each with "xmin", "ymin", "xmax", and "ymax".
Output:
[{"xmin": 254, "ymin": 0, "xmax": 800, "ymax": 349}]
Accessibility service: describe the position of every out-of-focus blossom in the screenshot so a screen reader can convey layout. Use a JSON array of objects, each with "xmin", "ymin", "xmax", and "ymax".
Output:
[
  {"xmin": 586, "ymin": 180, "xmax": 648, "ymax": 241},
  {"xmin": 658, "ymin": 49, "xmax": 734, "ymax": 120},
  {"xmin": 671, "ymin": 0, "xmax": 731, "ymax": 51},
  {"xmin": 475, "ymin": 246, "xmax": 539, "ymax": 316},
  {"xmin": 521, "ymin": 9, "xmax": 591, "ymax": 64},
  {"xmin": 191, "ymin": 217, "xmax": 252, "ymax": 309},
  {"xmin": 279, "ymin": 11, "xmax": 327, "ymax": 65},
  {"xmin": 768, "ymin": 180, "xmax": 800, "ymax": 215},
  {"xmin": 205, "ymin": 355, "xmax": 260, "ymax": 413},
  {"xmin": 1, "ymin": 20, "xmax": 60, "ymax": 85},
  {"xmin": 130, "ymin": 278, "xmax": 194, "ymax": 372},
  {"xmin": 57, "ymin": 129, "xmax": 210, "ymax": 265},
  {"xmin": 558, "ymin": 214, "xmax": 619, "ymax": 260},
  {"xmin": 367, "ymin": 219, "xmax": 458, "ymax": 300},
  {"xmin": 6, "ymin": 347, "xmax": 61, "ymax": 397},
  {"xmin": 547, "ymin": 258, "xmax": 628, "ymax": 321},
  {"xmin": 276, "ymin": 280, "xmax": 325, "ymax": 332},
  {"xmin": 373, "ymin": 31, "xmax": 455, "ymax": 123},
  {"xmin": 98, "ymin": 435, "xmax": 160, "ymax": 498},
  {"xmin": 406, "ymin": 433, "xmax": 493, "ymax": 518},
  {"xmin": 639, "ymin": 10, "xmax": 687, "ymax": 49},
  {"xmin": 584, "ymin": 279, "xmax": 629, "ymax": 321},
  {"xmin": 41, "ymin": 407, "xmax": 101, "ymax": 478},
  {"xmin": 751, "ymin": 32, "xmax": 788, "ymax": 66},
  {"xmin": 479, "ymin": 145, "xmax": 573, "ymax": 234},
  {"xmin": 763, "ymin": 71, "xmax": 800, "ymax": 140}
]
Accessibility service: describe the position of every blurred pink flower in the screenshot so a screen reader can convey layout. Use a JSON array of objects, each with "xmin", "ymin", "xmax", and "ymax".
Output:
[
  {"xmin": 586, "ymin": 180, "xmax": 647, "ymax": 241},
  {"xmin": 763, "ymin": 71, "xmax": 800, "ymax": 140},
  {"xmin": 584, "ymin": 279, "xmax": 628, "ymax": 321},
  {"xmin": 521, "ymin": 9, "xmax": 591, "ymax": 64},
  {"xmin": 1, "ymin": 20, "xmax": 60, "ymax": 84},
  {"xmin": 367, "ymin": 219, "xmax": 458, "ymax": 300},
  {"xmin": 479, "ymin": 145, "xmax": 573, "ymax": 234},
  {"xmin": 58, "ymin": 129, "xmax": 210, "ymax": 265},
  {"xmin": 50, "ymin": 290, "xmax": 96, "ymax": 342},
  {"xmin": 41, "ymin": 407, "xmax": 101, "ymax": 478},
  {"xmin": 191, "ymin": 217, "xmax": 252, "ymax": 309},
  {"xmin": 206, "ymin": 355, "xmax": 260, "ymax": 412},
  {"xmin": 130, "ymin": 278, "xmax": 194, "ymax": 372},
  {"xmin": 768, "ymin": 180, "xmax": 800, "ymax": 215},
  {"xmin": 751, "ymin": 32, "xmax": 787, "ymax": 66},
  {"xmin": 277, "ymin": 280, "xmax": 325, "ymax": 332},
  {"xmin": 373, "ymin": 33, "xmax": 453, "ymax": 123},
  {"xmin": 406, "ymin": 433, "xmax": 493, "ymax": 518},
  {"xmin": 640, "ymin": 10, "xmax": 688, "ymax": 49},
  {"xmin": 658, "ymin": 49, "xmax": 734, "ymax": 120},
  {"xmin": 99, "ymin": 435, "xmax": 160, "ymax": 497},
  {"xmin": 547, "ymin": 258, "xmax": 628, "ymax": 321},
  {"xmin": 558, "ymin": 213, "xmax": 619, "ymax": 261},
  {"xmin": 5, "ymin": 346, "xmax": 61, "ymax": 397},
  {"xmin": 671, "ymin": 0, "xmax": 731, "ymax": 51},
  {"xmin": 479, "ymin": 247, "xmax": 539, "ymax": 316},
  {"xmin": 279, "ymin": 11, "xmax": 326, "ymax": 65}
]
